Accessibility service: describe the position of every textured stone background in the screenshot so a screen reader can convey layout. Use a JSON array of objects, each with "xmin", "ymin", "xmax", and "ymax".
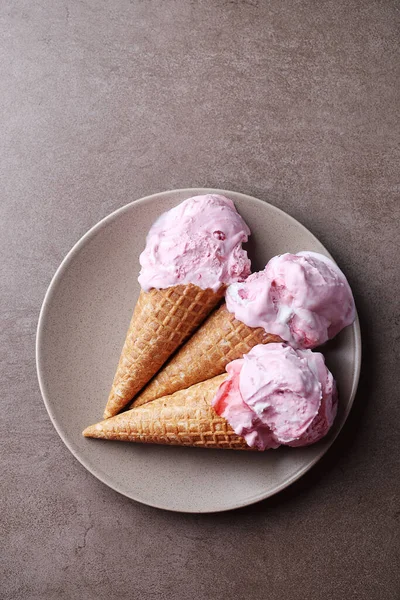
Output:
[{"xmin": 1, "ymin": 1, "xmax": 399, "ymax": 599}]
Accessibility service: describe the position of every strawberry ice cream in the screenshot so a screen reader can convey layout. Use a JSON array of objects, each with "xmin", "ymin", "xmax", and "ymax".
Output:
[
  {"xmin": 138, "ymin": 194, "xmax": 251, "ymax": 292},
  {"xmin": 225, "ymin": 251, "xmax": 355, "ymax": 349},
  {"xmin": 212, "ymin": 343, "xmax": 337, "ymax": 450}
]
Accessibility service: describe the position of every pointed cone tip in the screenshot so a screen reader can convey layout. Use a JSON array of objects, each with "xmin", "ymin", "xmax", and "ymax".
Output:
[{"xmin": 82, "ymin": 423, "xmax": 100, "ymax": 437}]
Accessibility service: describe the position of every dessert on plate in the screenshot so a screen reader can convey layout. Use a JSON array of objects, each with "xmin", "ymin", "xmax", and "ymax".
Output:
[
  {"xmin": 84, "ymin": 194, "xmax": 356, "ymax": 456},
  {"xmin": 132, "ymin": 251, "xmax": 355, "ymax": 407},
  {"xmin": 103, "ymin": 194, "xmax": 251, "ymax": 419},
  {"xmin": 83, "ymin": 343, "xmax": 337, "ymax": 450}
]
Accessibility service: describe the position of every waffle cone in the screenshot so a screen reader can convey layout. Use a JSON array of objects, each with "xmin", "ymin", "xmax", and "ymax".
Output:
[
  {"xmin": 85, "ymin": 375, "xmax": 252, "ymax": 450},
  {"xmin": 103, "ymin": 285, "xmax": 225, "ymax": 418},
  {"xmin": 132, "ymin": 304, "xmax": 281, "ymax": 407}
]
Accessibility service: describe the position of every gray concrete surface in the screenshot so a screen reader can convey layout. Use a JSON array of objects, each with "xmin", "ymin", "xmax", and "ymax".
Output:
[{"xmin": 1, "ymin": 1, "xmax": 399, "ymax": 599}]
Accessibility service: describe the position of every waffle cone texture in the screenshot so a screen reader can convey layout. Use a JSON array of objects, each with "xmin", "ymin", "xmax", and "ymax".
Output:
[
  {"xmin": 103, "ymin": 284, "xmax": 225, "ymax": 418},
  {"xmin": 132, "ymin": 304, "xmax": 281, "ymax": 407},
  {"xmin": 85, "ymin": 375, "xmax": 252, "ymax": 450}
]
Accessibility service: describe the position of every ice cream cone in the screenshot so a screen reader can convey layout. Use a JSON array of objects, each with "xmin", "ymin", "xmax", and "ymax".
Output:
[
  {"xmin": 132, "ymin": 304, "xmax": 281, "ymax": 408},
  {"xmin": 85, "ymin": 375, "xmax": 253, "ymax": 450},
  {"xmin": 103, "ymin": 284, "xmax": 225, "ymax": 419}
]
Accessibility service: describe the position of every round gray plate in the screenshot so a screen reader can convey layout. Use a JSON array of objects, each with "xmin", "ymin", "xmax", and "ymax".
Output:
[{"xmin": 36, "ymin": 188, "xmax": 361, "ymax": 513}]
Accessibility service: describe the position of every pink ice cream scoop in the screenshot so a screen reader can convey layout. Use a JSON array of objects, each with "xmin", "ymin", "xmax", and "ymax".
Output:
[
  {"xmin": 212, "ymin": 343, "xmax": 337, "ymax": 451},
  {"xmin": 138, "ymin": 194, "xmax": 251, "ymax": 292},
  {"xmin": 225, "ymin": 251, "xmax": 355, "ymax": 349}
]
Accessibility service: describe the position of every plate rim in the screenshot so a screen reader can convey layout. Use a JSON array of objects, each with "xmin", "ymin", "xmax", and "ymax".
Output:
[{"xmin": 36, "ymin": 187, "xmax": 362, "ymax": 513}]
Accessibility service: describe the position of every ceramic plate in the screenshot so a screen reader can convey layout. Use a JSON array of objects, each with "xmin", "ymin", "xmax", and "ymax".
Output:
[{"xmin": 36, "ymin": 188, "xmax": 361, "ymax": 513}]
